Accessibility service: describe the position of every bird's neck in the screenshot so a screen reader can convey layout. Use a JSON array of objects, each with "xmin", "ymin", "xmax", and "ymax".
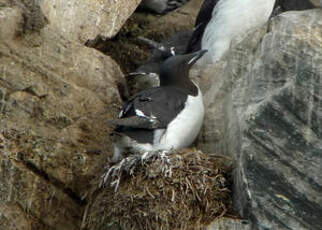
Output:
[{"xmin": 160, "ymin": 77, "xmax": 198, "ymax": 96}]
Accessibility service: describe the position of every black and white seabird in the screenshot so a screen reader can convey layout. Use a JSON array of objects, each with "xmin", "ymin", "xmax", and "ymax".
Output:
[
  {"xmin": 138, "ymin": 0, "xmax": 191, "ymax": 14},
  {"xmin": 200, "ymin": 0, "xmax": 276, "ymax": 63},
  {"xmin": 109, "ymin": 50, "xmax": 207, "ymax": 162},
  {"xmin": 187, "ymin": 0, "xmax": 317, "ymax": 55},
  {"xmin": 133, "ymin": 30, "xmax": 193, "ymax": 76},
  {"xmin": 186, "ymin": 0, "xmax": 220, "ymax": 53},
  {"xmin": 184, "ymin": 0, "xmax": 276, "ymax": 63},
  {"xmin": 128, "ymin": 31, "xmax": 194, "ymax": 93}
]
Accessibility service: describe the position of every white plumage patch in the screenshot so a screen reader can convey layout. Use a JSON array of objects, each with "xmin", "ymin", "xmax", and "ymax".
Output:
[
  {"xmin": 188, "ymin": 55, "xmax": 200, "ymax": 65},
  {"xmin": 135, "ymin": 109, "xmax": 146, "ymax": 117},
  {"xmin": 157, "ymin": 83, "xmax": 204, "ymax": 150},
  {"xmin": 201, "ymin": 0, "xmax": 275, "ymax": 63},
  {"xmin": 112, "ymin": 83, "xmax": 204, "ymax": 162},
  {"xmin": 118, "ymin": 110, "xmax": 123, "ymax": 118},
  {"xmin": 170, "ymin": 47, "xmax": 176, "ymax": 56}
]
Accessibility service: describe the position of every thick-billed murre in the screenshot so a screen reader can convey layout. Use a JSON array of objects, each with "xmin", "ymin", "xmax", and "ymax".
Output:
[
  {"xmin": 134, "ymin": 31, "xmax": 193, "ymax": 77},
  {"xmin": 109, "ymin": 50, "xmax": 207, "ymax": 162},
  {"xmin": 186, "ymin": 0, "xmax": 220, "ymax": 53},
  {"xmin": 200, "ymin": 0, "xmax": 276, "ymax": 63},
  {"xmin": 187, "ymin": 0, "xmax": 317, "ymax": 55},
  {"xmin": 128, "ymin": 31, "xmax": 194, "ymax": 94}
]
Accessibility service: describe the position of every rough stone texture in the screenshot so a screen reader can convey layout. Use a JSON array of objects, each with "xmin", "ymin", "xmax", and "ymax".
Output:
[
  {"xmin": 194, "ymin": 9, "xmax": 322, "ymax": 230},
  {"xmin": 0, "ymin": 7, "xmax": 23, "ymax": 41},
  {"xmin": 0, "ymin": 155, "xmax": 81, "ymax": 230},
  {"xmin": 311, "ymin": 0, "xmax": 322, "ymax": 6},
  {"xmin": 194, "ymin": 25, "xmax": 268, "ymax": 156},
  {"xmin": 132, "ymin": 0, "xmax": 203, "ymax": 37},
  {"xmin": 207, "ymin": 218, "xmax": 251, "ymax": 230},
  {"xmin": 40, "ymin": 0, "xmax": 141, "ymax": 43},
  {"xmin": 0, "ymin": 1, "xmax": 130, "ymax": 229}
]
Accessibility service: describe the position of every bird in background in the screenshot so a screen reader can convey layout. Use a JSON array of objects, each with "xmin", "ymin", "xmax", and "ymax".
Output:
[
  {"xmin": 127, "ymin": 30, "xmax": 194, "ymax": 94},
  {"xmin": 199, "ymin": 0, "xmax": 276, "ymax": 63},
  {"xmin": 138, "ymin": 0, "xmax": 191, "ymax": 14},
  {"xmin": 108, "ymin": 50, "xmax": 207, "ymax": 162},
  {"xmin": 186, "ymin": 0, "xmax": 317, "ymax": 61}
]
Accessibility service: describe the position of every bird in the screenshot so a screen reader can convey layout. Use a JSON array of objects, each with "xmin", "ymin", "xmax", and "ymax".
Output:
[
  {"xmin": 185, "ymin": 0, "xmax": 276, "ymax": 63},
  {"xmin": 127, "ymin": 31, "xmax": 194, "ymax": 94},
  {"xmin": 201, "ymin": 0, "xmax": 276, "ymax": 63},
  {"xmin": 186, "ymin": 0, "xmax": 220, "ymax": 53},
  {"xmin": 187, "ymin": 0, "xmax": 317, "ymax": 56},
  {"xmin": 133, "ymin": 30, "xmax": 194, "ymax": 77},
  {"xmin": 108, "ymin": 50, "xmax": 207, "ymax": 162},
  {"xmin": 138, "ymin": 0, "xmax": 191, "ymax": 14}
]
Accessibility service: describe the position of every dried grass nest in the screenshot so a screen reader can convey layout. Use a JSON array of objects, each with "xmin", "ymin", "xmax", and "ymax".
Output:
[{"xmin": 84, "ymin": 148, "xmax": 233, "ymax": 230}]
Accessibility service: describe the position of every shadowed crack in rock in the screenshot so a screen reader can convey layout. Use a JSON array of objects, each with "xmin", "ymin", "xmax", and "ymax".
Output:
[{"xmin": 16, "ymin": 152, "xmax": 87, "ymax": 206}]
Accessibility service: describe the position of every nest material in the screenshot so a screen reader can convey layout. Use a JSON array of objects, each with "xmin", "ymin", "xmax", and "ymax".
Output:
[{"xmin": 85, "ymin": 149, "xmax": 232, "ymax": 230}]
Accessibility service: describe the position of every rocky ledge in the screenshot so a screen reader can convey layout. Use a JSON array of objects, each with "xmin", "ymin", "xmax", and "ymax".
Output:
[
  {"xmin": 0, "ymin": 0, "xmax": 140, "ymax": 229},
  {"xmin": 195, "ymin": 9, "xmax": 322, "ymax": 230},
  {"xmin": 0, "ymin": 0, "xmax": 321, "ymax": 229}
]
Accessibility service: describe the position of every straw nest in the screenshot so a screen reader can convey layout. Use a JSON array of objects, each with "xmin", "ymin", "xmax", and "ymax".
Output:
[{"xmin": 84, "ymin": 148, "xmax": 232, "ymax": 230}]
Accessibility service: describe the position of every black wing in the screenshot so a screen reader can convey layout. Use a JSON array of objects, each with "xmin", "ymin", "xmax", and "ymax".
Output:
[
  {"xmin": 112, "ymin": 87, "xmax": 187, "ymax": 129},
  {"xmin": 186, "ymin": 0, "xmax": 220, "ymax": 53},
  {"xmin": 195, "ymin": 0, "xmax": 220, "ymax": 28}
]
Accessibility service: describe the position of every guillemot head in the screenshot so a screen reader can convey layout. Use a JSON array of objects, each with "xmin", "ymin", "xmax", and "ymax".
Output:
[
  {"xmin": 126, "ymin": 37, "xmax": 177, "ymax": 93},
  {"xmin": 128, "ymin": 37, "xmax": 176, "ymax": 78},
  {"xmin": 138, "ymin": 36, "xmax": 176, "ymax": 59},
  {"xmin": 131, "ymin": 31, "xmax": 194, "ymax": 79},
  {"xmin": 159, "ymin": 49, "xmax": 207, "ymax": 94}
]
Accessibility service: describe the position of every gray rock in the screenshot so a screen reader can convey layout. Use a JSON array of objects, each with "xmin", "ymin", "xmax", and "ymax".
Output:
[
  {"xmin": 232, "ymin": 10, "xmax": 322, "ymax": 230},
  {"xmin": 0, "ymin": 32, "xmax": 123, "ymax": 228},
  {"xmin": 0, "ymin": 7, "xmax": 23, "ymax": 41},
  {"xmin": 311, "ymin": 0, "xmax": 322, "ymax": 7},
  {"xmin": 195, "ymin": 9, "xmax": 322, "ymax": 230},
  {"xmin": 0, "ymin": 0, "xmax": 138, "ymax": 229},
  {"xmin": 207, "ymin": 217, "xmax": 252, "ymax": 230},
  {"xmin": 41, "ymin": 0, "xmax": 141, "ymax": 43}
]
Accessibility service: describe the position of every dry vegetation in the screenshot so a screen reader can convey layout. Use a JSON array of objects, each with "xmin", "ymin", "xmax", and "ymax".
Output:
[{"xmin": 84, "ymin": 149, "xmax": 234, "ymax": 230}]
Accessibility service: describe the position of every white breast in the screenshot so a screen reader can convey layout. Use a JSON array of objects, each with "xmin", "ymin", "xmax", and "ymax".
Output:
[
  {"xmin": 201, "ymin": 0, "xmax": 275, "ymax": 63},
  {"xmin": 113, "ymin": 85, "xmax": 204, "ymax": 162},
  {"xmin": 157, "ymin": 85, "xmax": 204, "ymax": 150}
]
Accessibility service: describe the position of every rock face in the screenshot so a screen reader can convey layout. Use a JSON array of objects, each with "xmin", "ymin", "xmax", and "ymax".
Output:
[
  {"xmin": 0, "ymin": 0, "xmax": 141, "ymax": 229},
  {"xmin": 1, "ymin": 0, "xmax": 321, "ymax": 229},
  {"xmin": 133, "ymin": 0, "xmax": 203, "ymax": 37},
  {"xmin": 195, "ymin": 9, "xmax": 322, "ymax": 230},
  {"xmin": 41, "ymin": 0, "xmax": 141, "ymax": 43},
  {"xmin": 0, "ymin": 7, "xmax": 23, "ymax": 41},
  {"xmin": 309, "ymin": 0, "xmax": 321, "ymax": 7},
  {"xmin": 207, "ymin": 217, "xmax": 251, "ymax": 230}
]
